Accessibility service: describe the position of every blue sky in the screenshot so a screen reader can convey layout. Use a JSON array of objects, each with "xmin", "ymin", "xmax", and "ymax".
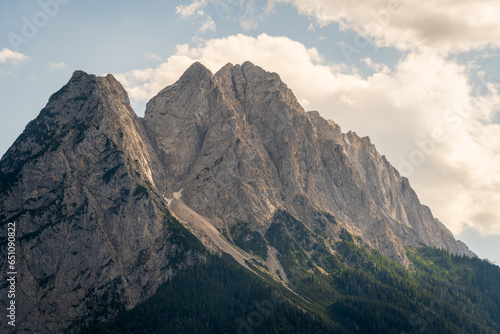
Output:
[{"xmin": 1, "ymin": 0, "xmax": 499, "ymax": 264}]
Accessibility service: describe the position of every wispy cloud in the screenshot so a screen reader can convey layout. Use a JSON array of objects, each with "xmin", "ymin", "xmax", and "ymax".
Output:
[
  {"xmin": 48, "ymin": 61, "xmax": 66, "ymax": 70},
  {"xmin": 176, "ymin": 0, "xmax": 207, "ymax": 18},
  {"xmin": 178, "ymin": 0, "xmax": 269, "ymax": 31},
  {"xmin": 239, "ymin": 0, "xmax": 261, "ymax": 30},
  {"xmin": 200, "ymin": 16, "xmax": 216, "ymax": 32},
  {"xmin": 145, "ymin": 53, "xmax": 163, "ymax": 62},
  {"xmin": 0, "ymin": 48, "xmax": 29, "ymax": 64},
  {"xmin": 176, "ymin": 0, "xmax": 216, "ymax": 33}
]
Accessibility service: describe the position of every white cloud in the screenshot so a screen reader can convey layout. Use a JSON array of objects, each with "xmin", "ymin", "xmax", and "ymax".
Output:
[
  {"xmin": 176, "ymin": 0, "xmax": 216, "ymax": 33},
  {"xmin": 145, "ymin": 53, "xmax": 162, "ymax": 62},
  {"xmin": 0, "ymin": 48, "xmax": 29, "ymax": 64},
  {"xmin": 269, "ymin": 0, "xmax": 500, "ymax": 53},
  {"xmin": 176, "ymin": 0, "xmax": 207, "ymax": 18},
  {"xmin": 48, "ymin": 61, "xmax": 66, "ymax": 70},
  {"xmin": 239, "ymin": 0, "xmax": 266, "ymax": 30},
  {"xmin": 176, "ymin": 0, "xmax": 500, "ymax": 52},
  {"xmin": 178, "ymin": 0, "xmax": 269, "ymax": 31},
  {"xmin": 240, "ymin": 18, "xmax": 258, "ymax": 31},
  {"xmin": 200, "ymin": 16, "xmax": 216, "ymax": 32},
  {"xmin": 362, "ymin": 57, "xmax": 390, "ymax": 74},
  {"xmin": 116, "ymin": 34, "xmax": 500, "ymax": 237}
]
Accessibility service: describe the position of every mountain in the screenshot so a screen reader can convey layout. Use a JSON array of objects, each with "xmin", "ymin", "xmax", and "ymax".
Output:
[
  {"xmin": 1, "ymin": 62, "xmax": 495, "ymax": 334},
  {"xmin": 0, "ymin": 71, "xmax": 205, "ymax": 333},
  {"xmin": 144, "ymin": 61, "xmax": 470, "ymax": 265}
]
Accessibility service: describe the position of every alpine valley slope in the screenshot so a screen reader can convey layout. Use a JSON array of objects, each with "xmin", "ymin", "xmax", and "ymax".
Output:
[{"xmin": 0, "ymin": 62, "xmax": 482, "ymax": 333}]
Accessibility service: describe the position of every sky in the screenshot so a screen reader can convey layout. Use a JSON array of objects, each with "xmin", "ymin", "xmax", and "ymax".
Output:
[{"xmin": 1, "ymin": 0, "xmax": 499, "ymax": 264}]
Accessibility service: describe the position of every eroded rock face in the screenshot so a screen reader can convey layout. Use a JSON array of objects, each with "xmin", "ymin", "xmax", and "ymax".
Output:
[
  {"xmin": 0, "ymin": 62, "xmax": 473, "ymax": 333},
  {"xmin": 0, "ymin": 71, "xmax": 204, "ymax": 333},
  {"xmin": 144, "ymin": 61, "xmax": 466, "ymax": 263}
]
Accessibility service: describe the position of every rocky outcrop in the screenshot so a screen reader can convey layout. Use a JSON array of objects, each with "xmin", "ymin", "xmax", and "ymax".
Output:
[
  {"xmin": 0, "ymin": 71, "xmax": 205, "ymax": 333},
  {"xmin": 456, "ymin": 240, "xmax": 478, "ymax": 258}
]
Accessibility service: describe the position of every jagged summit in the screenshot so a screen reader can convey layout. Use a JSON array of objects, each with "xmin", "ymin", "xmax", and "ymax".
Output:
[
  {"xmin": 70, "ymin": 69, "xmax": 90, "ymax": 79},
  {"xmin": 0, "ymin": 70, "xmax": 133, "ymax": 190},
  {"xmin": 46, "ymin": 70, "xmax": 131, "ymax": 117},
  {"xmin": 62, "ymin": 70, "xmax": 121, "ymax": 89},
  {"xmin": 178, "ymin": 61, "xmax": 214, "ymax": 82},
  {"xmin": 67, "ymin": 70, "xmax": 121, "ymax": 87},
  {"xmin": 214, "ymin": 61, "xmax": 304, "ymax": 119}
]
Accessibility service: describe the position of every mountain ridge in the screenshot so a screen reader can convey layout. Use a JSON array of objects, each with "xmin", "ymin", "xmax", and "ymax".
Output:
[
  {"xmin": 0, "ymin": 62, "xmax": 479, "ymax": 333},
  {"xmin": 142, "ymin": 61, "xmax": 472, "ymax": 264}
]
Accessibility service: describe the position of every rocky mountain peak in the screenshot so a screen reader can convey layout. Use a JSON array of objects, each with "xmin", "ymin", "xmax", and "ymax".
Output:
[
  {"xmin": 178, "ymin": 61, "xmax": 214, "ymax": 83},
  {"xmin": 0, "ymin": 71, "xmax": 135, "ymax": 191},
  {"xmin": 0, "ymin": 68, "xmax": 202, "ymax": 333},
  {"xmin": 141, "ymin": 62, "xmax": 468, "ymax": 264},
  {"xmin": 56, "ymin": 70, "xmax": 123, "ymax": 98},
  {"xmin": 41, "ymin": 70, "xmax": 132, "ymax": 126},
  {"xmin": 215, "ymin": 61, "xmax": 304, "ymax": 119}
]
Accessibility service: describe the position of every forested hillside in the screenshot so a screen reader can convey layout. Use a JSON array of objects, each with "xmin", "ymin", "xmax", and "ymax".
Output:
[{"xmin": 85, "ymin": 238, "xmax": 500, "ymax": 334}]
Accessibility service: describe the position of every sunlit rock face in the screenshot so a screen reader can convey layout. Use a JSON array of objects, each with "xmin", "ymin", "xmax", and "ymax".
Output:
[{"xmin": 145, "ymin": 61, "xmax": 465, "ymax": 264}]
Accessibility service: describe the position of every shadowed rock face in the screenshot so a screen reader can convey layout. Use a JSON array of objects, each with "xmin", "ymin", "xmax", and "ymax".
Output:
[
  {"xmin": 144, "ymin": 61, "xmax": 467, "ymax": 263},
  {"xmin": 0, "ymin": 61, "xmax": 473, "ymax": 333},
  {"xmin": 0, "ymin": 71, "xmax": 204, "ymax": 333}
]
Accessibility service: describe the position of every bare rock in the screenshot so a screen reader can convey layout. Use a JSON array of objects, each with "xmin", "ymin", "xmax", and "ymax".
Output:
[{"xmin": 0, "ymin": 71, "xmax": 204, "ymax": 333}]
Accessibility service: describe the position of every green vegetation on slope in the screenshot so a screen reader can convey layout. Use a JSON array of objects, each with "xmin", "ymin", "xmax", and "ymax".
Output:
[
  {"xmin": 84, "ymin": 210, "xmax": 500, "ymax": 334},
  {"xmin": 264, "ymin": 210, "xmax": 500, "ymax": 333},
  {"xmin": 84, "ymin": 254, "xmax": 338, "ymax": 334},
  {"xmin": 230, "ymin": 218, "xmax": 269, "ymax": 260}
]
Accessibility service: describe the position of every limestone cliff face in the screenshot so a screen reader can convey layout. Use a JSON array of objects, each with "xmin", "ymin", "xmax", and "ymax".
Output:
[
  {"xmin": 0, "ymin": 71, "xmax": 204, "ymax": 333},
  {"xmin": 306, "ymin": 112, "xmax": 463, "ymax": 253},
  {"xmin": 144, "ymin": 61, "xmax": 468, "ymax": 263}
]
